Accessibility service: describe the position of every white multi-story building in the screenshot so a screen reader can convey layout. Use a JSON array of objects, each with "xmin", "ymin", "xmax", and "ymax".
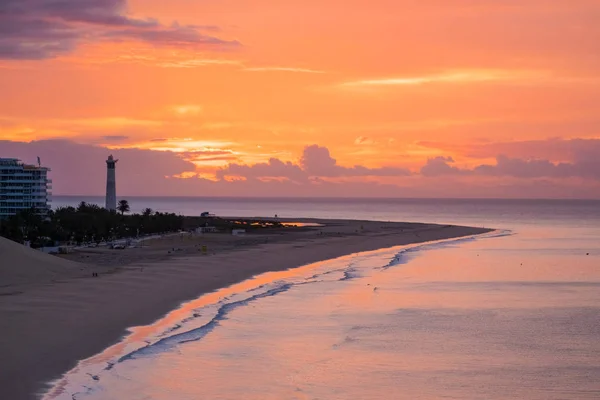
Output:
[{"xmin": 0, "ymin": 158, "xmax": 52, "ymax": 218}]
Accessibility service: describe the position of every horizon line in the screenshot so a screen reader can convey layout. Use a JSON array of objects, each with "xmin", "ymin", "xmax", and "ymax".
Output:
[{"xmin": 50, "ymin": 195, "xmax": 600, "ymax": 201}]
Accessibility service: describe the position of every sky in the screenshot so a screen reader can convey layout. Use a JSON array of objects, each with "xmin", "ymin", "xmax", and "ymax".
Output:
[{"xmin": 1, "ymin": 0, "xmax": 600, "ymax": 198}]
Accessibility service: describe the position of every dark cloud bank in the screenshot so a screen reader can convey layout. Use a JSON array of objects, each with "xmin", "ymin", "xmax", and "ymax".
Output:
[
  {"xmin": 420, "ymin": 137, "xmax": 600, "ymax": 180},
  {"xmin": 2, "ymin": 139, "xmax": 600, "ymax": 197},
  {"xmin": 0, "ymin": 0, "xmax": 239, "ymax": 59}
]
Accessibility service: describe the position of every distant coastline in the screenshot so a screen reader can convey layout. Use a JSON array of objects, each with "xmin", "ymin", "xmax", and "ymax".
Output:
[{"xmin": 50, "ymin": 196, "xmax": 600, "ymax": 227}]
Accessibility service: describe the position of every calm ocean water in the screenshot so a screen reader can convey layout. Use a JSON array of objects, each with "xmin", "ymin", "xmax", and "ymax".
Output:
[
  {"xmin": 53, "ymin": 196, "xmax": 600, "ymax": 229},
  {"xmin": 45, "ymin": 198, "xmax": 600, "ymax": 399}
]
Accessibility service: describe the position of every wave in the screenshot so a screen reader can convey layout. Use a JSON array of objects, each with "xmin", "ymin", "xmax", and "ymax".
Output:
[
  {"xmin": 382, "ymin": 229, "xmax": 513, "ymax": 270},
  {"xmin": 340, "ymin": 269, "xmax": 359, "ymax": 281},
  {"xmin": 339, "ymin": 262, "xmax": 362, "ymax": 281},
  {"xmin": 111, "ymin": 283, "xmax": 294, "ymax": 369}
]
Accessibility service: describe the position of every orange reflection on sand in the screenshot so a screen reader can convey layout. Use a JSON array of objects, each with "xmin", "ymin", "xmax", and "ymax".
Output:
[
  {"xmin": 47, "ymin": 254, "xmax": 343, "ymax": 396},
  {"xmin": 44, "ymin": 235, "xmax": 491, "ymax": 399}
]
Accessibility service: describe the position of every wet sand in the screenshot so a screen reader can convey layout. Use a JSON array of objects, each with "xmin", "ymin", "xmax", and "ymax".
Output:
[{"xmin": 0, "ymin": 219, "xmax": 491, "ymax": 399}]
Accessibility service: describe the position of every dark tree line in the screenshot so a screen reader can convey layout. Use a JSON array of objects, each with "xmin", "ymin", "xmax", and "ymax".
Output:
[{"xmin": 0, "ymin": 201, "xmax": 184, "ymax": 248}]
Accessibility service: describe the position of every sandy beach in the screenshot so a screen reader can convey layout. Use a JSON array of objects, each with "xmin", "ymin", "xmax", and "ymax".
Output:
[{"xmin": 0, "ymin": 219, "xmax": 490, "ymax": 399}]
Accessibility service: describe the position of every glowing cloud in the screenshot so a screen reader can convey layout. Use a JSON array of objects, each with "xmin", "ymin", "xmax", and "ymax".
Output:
[
  {"xmin": 158, "ymin": 58, "xmax": 242, "ymax": 68},
  {"xmin": 171, "ymin": 105, "xmax": 203, "ymax": 116},
  {"xmin": 244, "ymin": 67, "xmax": 325, "ymax": 74},
  {"xmin": 341, "ymin": 70, "xmax": 548, "ymax": 87}
]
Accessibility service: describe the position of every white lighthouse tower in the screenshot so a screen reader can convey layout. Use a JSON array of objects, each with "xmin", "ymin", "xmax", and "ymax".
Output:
[{"xmin": 105, "ymin": 155, "xmax": 118, "ymax": 211}]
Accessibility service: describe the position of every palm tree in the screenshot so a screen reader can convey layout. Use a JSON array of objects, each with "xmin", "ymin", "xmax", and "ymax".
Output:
[
  {"xmin": 77, "ymin": 201, "xmax": 88, "ymax": 212},
  {"xmin": 142, "ymin": 208, "xmax": 153, "ymax": 217},
  {"xmin": 117, "ymin": 199, "xmax": 130, "ymax": 215}
]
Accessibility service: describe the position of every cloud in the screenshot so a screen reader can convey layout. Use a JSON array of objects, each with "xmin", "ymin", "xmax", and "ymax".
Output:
[
  {"xmin": 179, "ymin": 150, "xmax": 238, "ymax": 164},
  {"xmin": 420, "ymin": 138, "xmax": 600, "ymax": 165},
  {"xmin": 156, "ymin": 58, "xmax": 241, "ymax": 69},
  {"xmin": 217, "ymin": 145, "xmax": 411, "ymax": 182},
  {"xmin": 300, "ymin": 145, "xmax": 411, "ymax": 177},
  {"xmin": 180, "ymin": 150, "xmax": 234, "ymax": 157},
  {"xmin": 171, "ymin": 105, "xmax": 203, "ymax": 116},
  {"xmin": 102, "ymin": 135, "xmax": 129, "ymax": 142},
  {"xmin": 474, "ymin": 156, "xmax": 584, "ymax": 179},
  {"xmin": 243, "ymin": 67, "xmax": 325, "ymax": 74},
  {"xmin": 421, "ymin": 157, "xmax": 465, "ymax": 177},
  {"xmin": 420, "ymin": 153, "xmax": 600, "ymax": 180},
  {"xmin": 194, "ymin": 155, "xmax": 238, "ymax": 163},
  {"xmin": 216, "ymin": 158, "xmax": 307, "ymax": 182},
  {"xmin": 0, "ymin": 139, "xmax": 197, "ymax": 194},
  {"xmin": 3, "ymin": 139, "xmax": 600, "ymax": 198},
  {"xmin": 354, "ymin": 136, "xmax": 374, "ymax": 145},
  {"xmin": 341, "ymin": 69, "xmax": 549, "ymax": 88},
  {"xmin": 0, "ymin": 0, "xmax": 239, "ymax": 60}
]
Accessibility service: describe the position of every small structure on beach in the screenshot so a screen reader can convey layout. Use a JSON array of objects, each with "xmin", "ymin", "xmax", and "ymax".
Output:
[
  {"xmin": 58, "ymin": 246, "xmax": 74, "ymax": 254},
  {"xmin": 195, "ymin": 226, "xmax": 218, "ymax": 234}
]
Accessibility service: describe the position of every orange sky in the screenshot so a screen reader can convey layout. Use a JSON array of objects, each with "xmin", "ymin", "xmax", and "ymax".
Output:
[{"xmin": 1, "ymin": 0, "xmax": 600, "ymax": 197}]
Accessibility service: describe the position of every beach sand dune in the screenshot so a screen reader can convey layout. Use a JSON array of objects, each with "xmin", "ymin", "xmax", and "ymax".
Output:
[
  {"xmin": 0, "ymin": 220, "xmax": 491, "ymax": 399},
  {"xmin": 0, "ymin": 237, "xmax": 98, "ymax": 288}
]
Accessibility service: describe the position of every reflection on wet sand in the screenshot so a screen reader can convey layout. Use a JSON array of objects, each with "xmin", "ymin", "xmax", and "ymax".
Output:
[{"xmin": 47, "ymin": 228, "xmax": 600, "ymax": 399}]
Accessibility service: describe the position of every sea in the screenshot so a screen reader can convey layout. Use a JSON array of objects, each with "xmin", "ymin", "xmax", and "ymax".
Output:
[{"xmin": 45, "ymin": 197, "xmax": 600, "ymax": 400}]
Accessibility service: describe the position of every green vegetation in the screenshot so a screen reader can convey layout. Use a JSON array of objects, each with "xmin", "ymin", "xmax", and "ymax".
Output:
[{"xmin": 0, "ymin": 201, "xmax": 184, "ymax": 248}]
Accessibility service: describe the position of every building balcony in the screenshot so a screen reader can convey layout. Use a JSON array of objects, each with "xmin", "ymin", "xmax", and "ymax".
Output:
[
  {"xmin": 1, "ymin": 199, "xmax": 37, "ymax": 204},
  {"xmin": 0, "ymin": 191, "xmax": 49, "ymax": 196},
  {"xmin": 0, "ymin": 195, "xmax": 48, "ymax": 200},
  {"xmin": 0, "ymin": 180, "xmax": 50, "ymax": 184}
]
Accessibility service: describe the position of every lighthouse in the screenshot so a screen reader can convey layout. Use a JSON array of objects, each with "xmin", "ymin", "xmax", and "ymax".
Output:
[{"xmin": 105, "ymin": 155, "xmax": 118, "ymax": 211}]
